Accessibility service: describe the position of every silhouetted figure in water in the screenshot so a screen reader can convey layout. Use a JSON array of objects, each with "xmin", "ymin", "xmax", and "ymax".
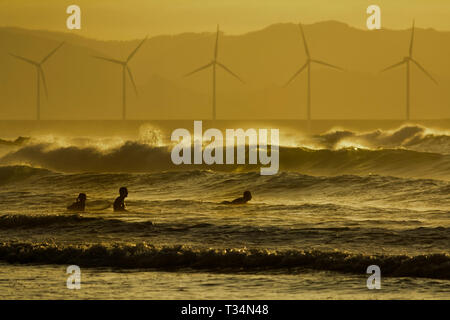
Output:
[
  {"xmin": 67, "ymin": 193, "xmax": 87, "ymax": 212},
  {"xmin": 222, "ymin": 191, "xmax": 252, "ymax": 205},
  {"xmin": 114, "ymin": 187, "xmax": 128, "ymax": 212}
]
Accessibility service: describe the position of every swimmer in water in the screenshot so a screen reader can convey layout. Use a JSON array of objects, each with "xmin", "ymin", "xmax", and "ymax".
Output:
[
  {"xmin": 221, "ymin": 191, "xmax": 252, "ymax": 205},
  {"xmin": 67, "ymin": 193, "xmax": 87, "ymax": 212},
  {"xmin": 113, "ymin": 187, "xmax": 128, "ymax": 212}
]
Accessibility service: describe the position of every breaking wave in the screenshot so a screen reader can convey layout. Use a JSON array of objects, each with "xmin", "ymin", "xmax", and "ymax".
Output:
[
  {"xmin": 0, "ymin": 242, "xmax": 448, "ymax": 279},
  {"xmin": 0, "ymin": 124, "xmax": 449, "ymax": 180},
  {"xmin": 1, "ymin": 214, "xmax": 448, "ymax": 251},
  {"xmin": 0, "ymin": 144, "xmax": 449, "ymax": 180},
  {"xmin": 0, "ymin": 165, "xmax": 52, "ymax": 185},
  {"xmin": 314, "ymin": 125, "xmax": 450, "ymax": 154}
]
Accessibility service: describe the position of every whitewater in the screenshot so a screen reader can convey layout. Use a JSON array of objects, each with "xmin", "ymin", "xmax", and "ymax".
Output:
[{"xmin": 0, "ymin": 124, "xmax": 448, "ymax": 299}]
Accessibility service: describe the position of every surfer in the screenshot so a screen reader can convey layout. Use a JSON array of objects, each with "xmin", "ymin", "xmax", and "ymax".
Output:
[
  {"xmin": 113, "ymin": 187, "xmax": 128, "ymax": 212},
  {"xmin": 221, "ymin": 191, "xmax": 252, "ymax": 205},
  {"xmin": 67, "ymin": 193, "xmax": 87, "ymax": 212}
]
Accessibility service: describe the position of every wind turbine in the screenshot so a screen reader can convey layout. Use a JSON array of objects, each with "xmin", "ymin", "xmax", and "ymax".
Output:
[
  {"xmin": 381, "ymin": 20, "xmax": 438, "ymax": 121},
  {"xmin": 9, "ymin": 42, "xmax": 64, "ymax": 120},
  {"xmin": 93, "ymin": 37, "xmax": 147, "ymax": 120},
  {"xmin": 284, "ymin": 23, "xmax": 343, "ymax": 128},
  {"xmin": 184, "ymin": 25, "xmax": 245, "ymax": 120}
]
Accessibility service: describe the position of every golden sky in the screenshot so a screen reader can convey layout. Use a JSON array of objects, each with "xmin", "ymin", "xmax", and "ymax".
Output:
[{"xmin": 0, "ymin": 0, "xmax": 449, "ymax": 39}]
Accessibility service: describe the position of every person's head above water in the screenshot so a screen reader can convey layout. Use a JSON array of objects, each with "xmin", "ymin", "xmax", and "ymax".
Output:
[
  {"xmin": 243, "ymin": 191, "xmax": 252, "ymax": 201},
  {"xmin": 119, "ymin": 187, "xmax": 128, "ymax": 198},
  {"xmin": 67, "ymin": 193, "xmax": 87, "ymax": 211}
]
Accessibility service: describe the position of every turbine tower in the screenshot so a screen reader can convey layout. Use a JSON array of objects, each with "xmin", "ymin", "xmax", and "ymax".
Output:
[
  {"xmin": 9, "ymin": 42, "xmax": 64, "ymax": 120},
  {"xmin": 284, "ymin": 23, "xmax": 343, "ymax": 128},
  {"xmin": 184, "ymin": 25, "xmax": 244, "ymax": 120},
  {"xmin": 93, "ymin": 37, "xmax": 147, "ymax": 120},
  {"xmin": 381, "ymin": 20, "xmax": 438, "ymax": 121}
]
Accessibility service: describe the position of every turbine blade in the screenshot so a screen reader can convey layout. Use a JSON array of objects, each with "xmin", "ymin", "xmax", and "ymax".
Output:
[
  {"xmin": 409, "ymin": 20, "xmax": 415, "ymax": 56},
  {"xmin": 381, "ymin": 60, "xmax": 405, "ymax": 72},
  {"xmin": 39, "ymin": 67, "xmax": 49, "ymax": 99},
  {"xmin": 299, "ymin": 23, "xmax": 310, "ymax": 58},
  {"xmin": 284, "ymin": 62, "xmax": 308, "ymax": 87},
  {"xmin": 214, "ymin": 25, "xmax": 219, "ymax": 60},
  {"xmin": 216, "ymin": 61, "xmax": 245, "ymax": 83},
  {"xmin": 184, "ymin": 62, "xmax": 213, "ymax": 77},
  {"xmin": 92, "ymin": 56, "xmax": 124, "ymax": 65},
  {"xmin": 127, "ymin": 66, "xmax": 138, "ymax": 96},
  {"xmin": 41, "ymin": 42, "xmax": 64, "ymax": 64},
  {"xmin": 9, "ymin": 53, "xmax": 39, "ymax": 66},
  {"xmin": 311, "ymin": 59, "xmax": 344, "ymax": 71},
  {"xmin": 411, "ymin": 59, "xmax": 438, "ymax": 85},
  {"xmin": 127, "ymin": 36, "xmax": 147, "ymax": 62}
]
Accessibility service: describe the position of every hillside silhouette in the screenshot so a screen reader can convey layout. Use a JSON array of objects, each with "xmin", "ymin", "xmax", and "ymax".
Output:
[{"xmin": 0, "ymin": 21, "xmax": 449, "ymax": 120}]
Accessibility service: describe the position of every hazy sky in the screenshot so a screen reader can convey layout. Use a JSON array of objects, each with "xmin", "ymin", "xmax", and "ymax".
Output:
[{"xmin": 0, "ymin": 0, "xmax": 449, "ymax": 39}]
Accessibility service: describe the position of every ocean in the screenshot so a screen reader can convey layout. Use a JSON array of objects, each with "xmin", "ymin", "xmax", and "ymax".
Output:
[{"xmin": 0, "ymin": 123, "xmax": 448, "ymax": 299}]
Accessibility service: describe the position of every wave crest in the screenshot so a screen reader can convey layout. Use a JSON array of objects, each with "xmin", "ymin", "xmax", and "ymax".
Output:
[
  {"xmin": 0, "ymin": 124, "xmax": 449, "ymax": 179},
  {"xmin": 316, "ymin": 125, "xmax": 450, "ymax": 153},
  {"xmin": 0, "ymin": 242, "xmax": 448, "ymax": 279},
  {"xmin": 0, "ymin": 165, "xmax": 51, "ymax": 185},
  {"xmin": 1, "ymin": 145, "xmax": 449, "ymax": 180}
]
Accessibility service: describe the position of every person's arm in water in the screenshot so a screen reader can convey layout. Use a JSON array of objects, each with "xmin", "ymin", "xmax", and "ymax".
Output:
[
  {"xmin": 223, "ymin": 191, "xmax": 252, "ymax": 205},
  {"xmin": 67, "ymin": 201, "xmax": 85, "ymax": 211},
  {"xmin": 230, "ymin": 197, "xmax": 246, "ymax": 204},
  {"xmin": 67, "ymin": 202, "xmax": 78, "ymax": 211}
]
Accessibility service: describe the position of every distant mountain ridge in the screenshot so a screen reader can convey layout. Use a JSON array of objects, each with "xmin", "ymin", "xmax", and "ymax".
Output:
[{"xmin": 0, "ymin": 21, "xmax": 449, "ymax": 120}]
